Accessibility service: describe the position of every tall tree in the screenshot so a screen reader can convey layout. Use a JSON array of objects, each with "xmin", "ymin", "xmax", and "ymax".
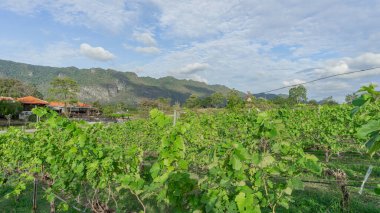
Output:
[
  {"xmin": 288, "ymin": 85, "xmax": 307, "ymax": 104},
  {"xmin": 0, "ymin": 100, "xmax": 23, "ymax": 118},
  {"xmin": 226, "ymin": 89, "xmax": 244, "ymax": 109},
  {"xmin": 49, "ymin": 77, "xmax": 79, "ymax": 115},
  {"xmin": 0, "ymin": 78, "xmax": 43, "ymax": 98},
  {"xmin": 185, "ymin": 94, "xmax": 200, "ymax": 108},
  {"xmin": 210, "ymin": 92, "xmax": 225, "ymax": 108},
  {"xmin": 199, "ymin": 96, "xmax": 212, "ymax": 108}
]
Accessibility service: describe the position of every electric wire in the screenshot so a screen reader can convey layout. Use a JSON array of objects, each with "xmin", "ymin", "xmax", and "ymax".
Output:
[{"xmin": 255, "ymin": 67, "xmax": 380, "ymax": 94}]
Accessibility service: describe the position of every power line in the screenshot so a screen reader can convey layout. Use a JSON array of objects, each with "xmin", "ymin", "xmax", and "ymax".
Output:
[{"xmin": 255, "ymin": 67, "xmax": 380, "ymax": 94}]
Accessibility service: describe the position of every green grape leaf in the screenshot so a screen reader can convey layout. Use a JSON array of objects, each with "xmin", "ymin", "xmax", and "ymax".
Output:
[
  {"xmin": 258, "ymin": 155, "xmax": 275, "ymax": 168},
  {"xmin": 357, "ymin": 120, "xmax": 380, "ymax": 139},
  {"xmin": 290, "ymin": 177, "xmax": 304, "ymax": 190},
  {"xmin": 375, "ymin": 185, "xmax": 380, "ymax": 195},
  {"xmin": 284, "ymin": 187, "xmax": 292, "ymax": 195},
  {"xmin": 235, "ymin": 192, "xmax": 261, "ymax": 213},
  {"xmin": 150, "ymin": 162, "xmax": 161, "ymax": 178},
  {"xmin": 231, "ymin": 154, "xmax": 243, "ymax": 170}
]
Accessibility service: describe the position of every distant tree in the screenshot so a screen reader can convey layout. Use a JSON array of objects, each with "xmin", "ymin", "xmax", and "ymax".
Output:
[
  {"xmin": 157, "ymin": 97, "xmax": 171, "ymax": 110},
  {"xmin": 139, "ymin": 99, "xmax": 159, "ymax": 110},
  {"xmin": 198, "ymin": 96, "xmax": 212, "ymax": 108},
  {"xmin": 115, "ymin": 102, "xmax": 129, "ymax": 113},
  {"xmin": 210, "ymin": 92, "xmax": 225, "ymax": 108},
  {"xmin": 49, "ymin": 77, "xmax": 79, "ymax": 115},
  {"xmin": 288, "ymin": 85, "xmax": 307, "ymax": 104},
  {"xmin": 321, "ymin": 96, "xmax": 338, "ymax": 105},
  {"xmin": 308, "ymin": 99, "xmax": 318, "ymax": 106},
  {"xmin": 91, "ymin": 101, "xmax": 101, "ymax": 114},
  {"xmin": 185, "ymin": 94, "xmax": 200, "ymax": 108},
  {"xmin": 345, "ymin": 93, "xmax": 358, "ymax": 104},
  {"xmin": 0, "ymin": 100, "xmax": 23, "ymax": 118},
  {"xmin": 272, "ymin": 96, "xmax": 290, "ymax": 106},
  {"xmin": 226, "ymin": 89, "xmax": 244, "ymax": 109},
  {"xmin": 92, "ymin": 100, "xmax": 101, "ymax": 109},
  {"xmin": 0, "ymin": 78, "xmax": 43, "ymax": 98},
  {"xmin": 101, "ymin": 105, "xmax": 117, "ymax": 117}
]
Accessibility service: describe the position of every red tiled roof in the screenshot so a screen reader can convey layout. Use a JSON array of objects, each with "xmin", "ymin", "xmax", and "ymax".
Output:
[
  {"xmin": 49, "ymin": 101, "xmax": 65, "ymax": 107},
  {"xmin": 0, "ymin": 96, "xmax": 15, "ymax": 101},
  {"xmin": 77, "ymin": 102, "xmax": 91, "ymax": 107},
  {"xmin": 17, "ymin": 96, "xmax": 49, "ymax": 105},
  {"xmin": 49, "ymin": 101, "xmax": 92, "ymax": 108}
]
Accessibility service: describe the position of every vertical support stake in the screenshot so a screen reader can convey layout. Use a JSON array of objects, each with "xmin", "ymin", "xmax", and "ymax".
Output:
[
  {"xmin": 359, "ymin": 165, "xmax": 373, "ymax": 195},
  {"xmin": 33, "ymin": 175, "xmax": 38, "ymax": 212},
  {"xmin": 173, "ymin": 110, "xmax": 177, "ymax": 126}
]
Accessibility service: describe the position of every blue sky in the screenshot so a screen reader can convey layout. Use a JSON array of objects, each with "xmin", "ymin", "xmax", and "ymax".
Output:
[{"xmin": 1, "ymin": 0, "xmax": 380, "ymax": 101}]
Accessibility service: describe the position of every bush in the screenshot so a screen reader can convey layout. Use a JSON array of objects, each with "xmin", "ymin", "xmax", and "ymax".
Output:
[{"xmin": 0, "ymin": 101, "xmax": 23, "ymax": 118}]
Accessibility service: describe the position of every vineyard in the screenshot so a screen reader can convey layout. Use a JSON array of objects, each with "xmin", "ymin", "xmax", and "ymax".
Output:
[{"xmin": 1, "ymin": 86, "xmax": 380, "ymax": 212}]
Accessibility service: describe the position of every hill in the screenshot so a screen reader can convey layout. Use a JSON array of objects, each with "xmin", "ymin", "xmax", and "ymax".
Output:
[{"xmin": 0, "ymin": 59, "xmax": 236, "ymax": 105}]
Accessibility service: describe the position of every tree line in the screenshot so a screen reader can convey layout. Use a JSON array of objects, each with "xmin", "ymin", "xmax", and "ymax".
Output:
[{"xmin": 0, "ymin": 76, "xmax": 363, "ymax": 119}]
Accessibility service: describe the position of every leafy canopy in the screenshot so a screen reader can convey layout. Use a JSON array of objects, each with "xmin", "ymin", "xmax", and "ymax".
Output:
[
  {"xmin": 289, "ymin": 85, "xmax": 307, "ymax": 104},
  {"xmin": 49, "ymin": 77, "xmax": 79, "ymax": 104}
]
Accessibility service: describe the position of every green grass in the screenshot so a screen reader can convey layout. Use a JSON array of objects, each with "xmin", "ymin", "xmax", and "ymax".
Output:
[
  {"xmin": 0, "ymin": 184, "xmax": 79, "ymax": 213},
  {"xmin": 276, "ymin": 184, "xmax": 380, "ymax": 213},
  {"xmin": 276, "ymin": 151, "xmax": 380, "ymax": 213}
]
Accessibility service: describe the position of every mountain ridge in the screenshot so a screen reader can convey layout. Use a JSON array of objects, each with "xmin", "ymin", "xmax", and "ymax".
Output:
[
  {"xmin": 0, "ymin": 59, "xmax": 238, "ymax": 104},
  {"xmin": 0, "ymin": 59, "xmax": 284, "ymax": 105}
]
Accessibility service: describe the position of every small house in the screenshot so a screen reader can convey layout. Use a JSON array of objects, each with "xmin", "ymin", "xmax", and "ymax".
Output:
[
  {"xmin": 17, "ymin": 96, "xmax": 49, "ymax": 111},
  {"xmin": 48, "ymin": 102, "xmax": 97, "ymax": 116}
]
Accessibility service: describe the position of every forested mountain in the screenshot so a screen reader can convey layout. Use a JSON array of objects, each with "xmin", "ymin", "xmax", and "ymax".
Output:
[{"xmin": 0, "ymin": 59, "xmax": 234, "ymax": 104}]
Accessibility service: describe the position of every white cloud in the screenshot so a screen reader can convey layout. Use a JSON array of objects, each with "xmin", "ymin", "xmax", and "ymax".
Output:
[
  {"xmin": 345, "ymin": 53, "xmax": 380, "ymax": 69},
  {"xmin": 140, "ymin": 35, "xmax": 308, "ymax": 91},
  {"xmin": 133, "ymin": 32, "xmax": 157, "ymax": 46},
  {"xmin": 279, "ymin": 52, "xmax": 380, "ymax": 101},
  {"xmin": 165, "ymin": 63, "xmax": 210, "ymax": 83},
  {"xmin": 177, "ymin": 63, "xmax": 210, "ymax": 74},
  {"xmin": 152, "ymin": 0, "xmax": 243, "ymax": 38},
  {"xmin": 308, "ymin": 53, "xmax": 380, "ymax": 79},
  {"xmin": 306, "ymin": 81, "xmax": 352, "ymax": 102},
  {"xmin": 151, "ymin": 0, "xmax": 380, "ymax": 58},
  {"xmin": 124, "ymin": 43, "xmax": 161, "ymax": 54},
  {"xmin": 283, "ymin": 79, "xmax": 306, "ymax": 86},
  {"xmin": 130, "ymin": 31, "xmax": 161, "ymax": 54},
  {"xmin": 135, "ymin": 46, "xmax": 160, "ymax": 54},
  {"xmin": 80, "ymin": 43, "xmax": 115, "ymax": 61},
  {"xmin": 189, "ymin": 74, "xmax": 208, "ymax": 83},
  {"xmin": 0, "ymin": 0, "xmax": 138, "ymax": 32},
  {"xmin": 0, "ymin": 41, "xmax": 82, "ymax": 67}
]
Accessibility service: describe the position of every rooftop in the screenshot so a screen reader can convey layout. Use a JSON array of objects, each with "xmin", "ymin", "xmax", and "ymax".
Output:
[
  {"xmin": 17, "ymin": 96, "xmax": 49, "ymax": 105},
  {"xmin": 0, "ymin": 96, "xmax": 15, "ymax": 101},
  {"xmin": 49, "ymin": 101, "xmax": 92, "ymax": 108}
]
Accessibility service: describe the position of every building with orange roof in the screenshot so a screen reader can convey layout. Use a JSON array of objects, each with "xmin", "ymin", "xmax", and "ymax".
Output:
[
  {"xmin": 48, "ymin": 101, "xmax": 97, "ymax": 116},
  {"xmin": 0, "ymin": 97, "xmax": 15, "ymax": 101},
  {"xmin": 1, "ymin": 95, "xmax": 98, "ymax": 118},
  {"xmin": 17, "ymin": 96, "xmax": 49, "ymax": 111},
  {"xmin": 17, "ymin": 96, "xmax": 48, "ymax": 105}
]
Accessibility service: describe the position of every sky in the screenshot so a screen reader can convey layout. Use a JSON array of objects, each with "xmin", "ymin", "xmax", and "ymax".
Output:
[{"xmin": 1, "ymin": 0, "xmax": 380, "ymax": 101}]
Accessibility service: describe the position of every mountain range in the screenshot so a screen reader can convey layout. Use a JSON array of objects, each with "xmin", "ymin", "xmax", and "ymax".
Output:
[
  {"xmin": 0, "ymin": 59, "xmax": 280, "ymax": 105},
  {"xmin": 0, "ymin": 59, "xmax": 237, "ymax": 104}
]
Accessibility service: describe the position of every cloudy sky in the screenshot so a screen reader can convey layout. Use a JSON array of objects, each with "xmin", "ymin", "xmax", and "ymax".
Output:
[{"xmin": 1, "ymin": 0, "xmax": 380, "ymax": 101}]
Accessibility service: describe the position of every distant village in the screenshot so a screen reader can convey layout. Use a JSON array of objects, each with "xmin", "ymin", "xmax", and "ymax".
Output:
[{"xmin": 0, "ymin": 96, "xmax": 98, "ymax": 120}]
